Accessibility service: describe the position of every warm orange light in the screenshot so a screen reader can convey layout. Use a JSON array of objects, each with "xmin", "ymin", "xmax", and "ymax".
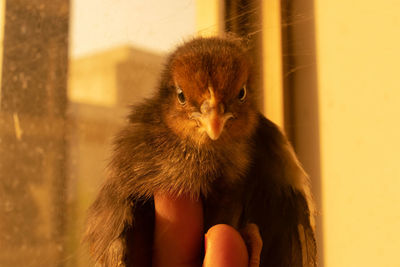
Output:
[
  {"xmin": 262, "ymin": 0, "xmax": 284, "ymax": 129},
  {"xmin": 195, "ymin": 0, "xmax": 222, "ymax": 37},
  {"xmin": 315, "ymin": 1, "xmax": 400, "ymax": 266}
]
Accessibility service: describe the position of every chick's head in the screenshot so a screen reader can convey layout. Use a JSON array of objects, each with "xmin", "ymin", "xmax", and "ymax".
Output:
[{"xmin": 160, "ymin": 37, "xmax": 258, "ymax": 145}]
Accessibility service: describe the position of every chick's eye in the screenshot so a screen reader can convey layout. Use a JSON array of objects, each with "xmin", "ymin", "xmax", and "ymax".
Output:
[
  {"xmin": 177, "ymin": 87, "xmax": 186, "ymax": 104},
  {"xmin": 238, "ymin": 85, "xmax": 247, "ymax": 102}
]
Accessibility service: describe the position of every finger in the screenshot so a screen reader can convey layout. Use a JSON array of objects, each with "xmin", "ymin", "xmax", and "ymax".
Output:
[
  {"xmin": 240, "ymin": 223, "xmax": 262, "ymax": 267},
  {"xmin": 153, "ymin": 193, "xmax": 203, "ymax": 267},
  {"xmin": 203, "ymin": 224, "xmax": 249, "ymax": 267}
]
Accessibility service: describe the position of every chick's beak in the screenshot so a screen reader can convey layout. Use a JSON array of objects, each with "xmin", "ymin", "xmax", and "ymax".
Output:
[
  {"xmin": 203, "ymin": 109, "xmax": 233, "ymax": 140},
  {"xmin": 191, "ymin": 99, "xmax": 233, "ymax": 140}
]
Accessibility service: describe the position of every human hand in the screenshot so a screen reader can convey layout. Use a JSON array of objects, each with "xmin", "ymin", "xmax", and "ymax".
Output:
[{"xmin": 152, "ymin": 193, "xmax": 262, "ymax": 267}]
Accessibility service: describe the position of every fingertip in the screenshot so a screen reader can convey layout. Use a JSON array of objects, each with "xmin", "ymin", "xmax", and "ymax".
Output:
[{"xmin": 203, "ymin": 224, "xmax": 249, "ymax": 267}]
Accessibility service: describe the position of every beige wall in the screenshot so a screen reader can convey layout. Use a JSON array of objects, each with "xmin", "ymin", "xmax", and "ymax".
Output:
[{"xmin": 314, "ymin": 1, "xmax": 400, "ymax": 266}]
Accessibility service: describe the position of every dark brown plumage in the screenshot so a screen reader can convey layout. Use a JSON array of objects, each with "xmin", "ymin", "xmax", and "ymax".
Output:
[{"xmin": 84, "ymin": 36, "xmax": 316, "ymax": 266}]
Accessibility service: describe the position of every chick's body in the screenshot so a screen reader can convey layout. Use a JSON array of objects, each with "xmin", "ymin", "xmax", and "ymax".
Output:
[{"xmin": 85, "ymin": 37, "xmax": 316, "ymax": 267}]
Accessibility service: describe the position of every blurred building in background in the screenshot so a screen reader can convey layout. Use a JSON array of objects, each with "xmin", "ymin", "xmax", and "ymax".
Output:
[{"xmin": 0, "ymin": 1, "xmax": 164, "ymax": 265}]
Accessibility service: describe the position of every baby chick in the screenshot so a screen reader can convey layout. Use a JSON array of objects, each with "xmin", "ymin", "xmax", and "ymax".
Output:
[{"xmin": 84, "ymin": 36, "xmax": 316, "ymax": 267}]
